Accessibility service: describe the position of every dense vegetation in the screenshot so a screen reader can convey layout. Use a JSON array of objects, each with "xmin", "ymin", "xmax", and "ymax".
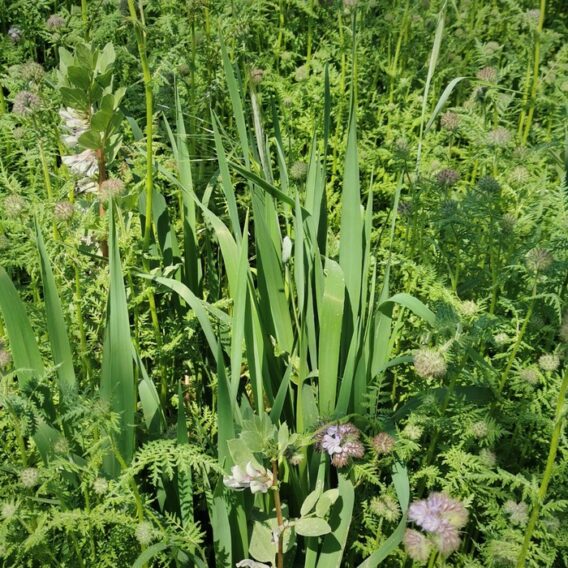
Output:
[{"xmin": 0, "ymin": 0, "xmax": 567, "ymax": 566}]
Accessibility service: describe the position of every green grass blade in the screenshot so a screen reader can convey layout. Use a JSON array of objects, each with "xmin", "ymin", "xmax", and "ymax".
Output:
[
  {"xmin": 101, "ymin": 205, "xmax": 136, "ymax": 476},
  {"xmin": 318, "ymin": 259, "xmax": 345, "ymax": 416},
  {"xmin": 378, "ymin": 293, "xmax": 436, "ymax": 326},
  {"xmin": 35, "ymin": 221, "xmax": 76, "ymax": 395},
  {"xmin": 425, "ymin": 76, "xmax": 466, "ymax": 131}
]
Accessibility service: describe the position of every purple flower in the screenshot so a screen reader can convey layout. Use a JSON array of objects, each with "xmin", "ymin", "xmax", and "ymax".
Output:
[
  {"xmin": 404, "ymin": 528, "xmax": 432, "ymax": 562},
  {"xmin": 315, "ymin": 422, "xmax": 365, "ymax": 468}
]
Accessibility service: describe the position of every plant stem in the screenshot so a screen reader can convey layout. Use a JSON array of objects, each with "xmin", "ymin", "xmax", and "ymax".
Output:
[
  {"xmin": 81, "ymin": 0, "xmax": 89, "ymax": 39},
  {"xmin": 272, "ymin": 460, "xmax": 284, "ymax": 568},
  {"xmin": 522, "ymin": 0, "xmax": 546, "ymax": 145},
  {"xmin": 74, "ymin": 263, "xmax": 91, "ymax": 381},
  {"xmin": 516, "ymin": 368, "xmax": 568, "ymax": 567},
  {"xmin": 497, "ymin": 281, "xmax": 536, "ymax": 396}
]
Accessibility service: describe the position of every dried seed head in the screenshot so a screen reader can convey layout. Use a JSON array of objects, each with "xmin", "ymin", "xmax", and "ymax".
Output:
[
  {"xmin": 469, "ymin": 420, "xmax": 489, "ymax": 439},
  {"xmin": 3, "ymin": 194, "xmax": 26, "ymax": 217},
  {"xmin": 21, "ymin": 61, "xmax": 45, "ymax": 83},
  {"xmin": 519, "ymin": 366, "xmax": 539, "ymax": 385},
  {"xmin": 413, "ymin": 348, "xmax": 447, "ymax": 379},
  {"xmin": 440, "ymin": 111, "xmax": 460, "ymax": 131},
  {"xmin": 487, "ymin": 127, "xmax": 512, "ymax": 147},
  {"xmin": 435, "ymin": 168, "xmax": 460, "ymax": 187},
  {"xmin": 46, "ymin": 14, "xmax": 66, "ymax": 31},
  {"xmin": 8, "ymin": 26, "xmax": 22, "ymax": 42},
  {"xmin": 538, "ymin": 353, "xmax": 560, "ymax": 372},
  {"xmin": 504, "ymin": 500, "xmax": 528, "ymax": 526},
  {"xmin": 250, "ymin": 68, "xmax": 264, "ymax": 85},
  {"xmin": 525, "ymin": 248, "xmax": 553, "ymax": 272},
  {"xmin": 20, "ymin": 468, "xmax": 40, "ymax": 488},
  {"xmin": 508, "ymin": 166, "xmax": 530, "ymax": 185},
  {"xmin": 476, "ymin": 66, "xmax": 498, "ymax": 82},
  {"xmin": 100, "ymin": 178, "xmax": 125, "ymax": 200},
  {"xmin": 12, "ymin": 91, "xmax": 41, "ymax": 116},
  {"xmin": 372, "ymin": 432, "xmax": 396, "ymax": 455},
  {"xmin": 1, "ymin": 502, "xmax": 17, "ymax": 520},
  {"xmin": 54, "ymin": 201, "xmax": 75, "ymax": 221},
  {"xmin": 370, "ymin": 494, "xmax": 401, "ymax": 522},
  {"xmin": 290, "ymin": 161, "xmax": 309, "ymax": 181}
]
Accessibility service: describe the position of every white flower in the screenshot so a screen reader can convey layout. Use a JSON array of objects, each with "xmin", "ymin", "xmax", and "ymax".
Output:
[
  {"xmin": 62, "ymin": 149, "xmax": 98, "ymax": 178},
  {"xmin": 236, "ymin": 560, "xmax": 271, "ymax": 568},
  {"xmin": 76, "ymin": 177, "xmax": 98, "ymax": 194},
  {"xmin": 59, "ymin": 107, "xmax": 90, "ymax": 147},
  {"xmin": 223, "ymin": 461, "xmax": 273, "ymax": 494},
  {"xmin": 281, "ymin": 236, "xmax": 292, "ymax": 264}
]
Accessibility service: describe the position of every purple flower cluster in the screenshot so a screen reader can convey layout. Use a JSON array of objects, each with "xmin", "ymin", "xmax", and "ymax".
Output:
[
  {"xmin": 405, "ymin": 492, "xmax": 468, "ymax": 560},
  {"xmin": 315, "ymin": 422, "xmax": 365, "ymax": 468}
]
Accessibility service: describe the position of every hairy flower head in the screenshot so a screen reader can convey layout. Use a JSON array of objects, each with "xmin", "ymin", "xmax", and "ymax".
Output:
[
  {"xmin": 404, "ymin": 528, "xmax": 432, "ymax": 562},
  {"xmin": 134, "ymin": 521, "xmax": 155, "ymax": 546},
  {"xmin": 372, "ymin": 432, "xmax": 396, "ymax": 455},
  {"xmin": 370, "ymin": 494, "xmax": 401, "ymax": 522},
  {"xmin": 413, "ymin": 348, "xmax": 447, "ymax": 379},
  {"xmin": 46, "ymin": 14, "xmax": 66, "ymax": 31},
  {"xmin": 440, "ymin": 111, "xmax": 460, "ymax": 131},
  {"xmin": 538, "ymin": 353, "xmax": 560, "ymax": 372},
  {"xmin": 54, "ymin": 201, "xmax": 75, "ymax": 222},
  {"xmin": 3, "ymin": 194, "xmax": 26, "ymax": 218},
  {"xmin": 476, "ymin": 66, "xmax": 498, "ymax": 82},
  {"xmin": 525, "ymin": 248, "xmax": 553, "ymax": 272},
  {"xmin": 435, "ymin": 168, "xmax": 460, "ymax": 187},
  {"xmin": 504, "ymin": 500, "xmax": 528, "ymax": 526},
  {"xmin": 12, "ymin": 91, "xmax": 41, "ymax": 116},
  {"xmin": 20, "ymin": 468, "xmax": 40, "ymax": 488}
]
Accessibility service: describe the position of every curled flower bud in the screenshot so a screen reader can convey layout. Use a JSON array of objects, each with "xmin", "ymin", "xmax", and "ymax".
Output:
[
  {"xmin": 372, "ymin": 432, "xmax": 396, "ymax": 455},
  {"xmin": 314, "ymin": 422, "xmax": 365, "ymax": 468},
  {"xmin": 404, "ymin": 528, "xmax": 432, "ymax": 563},
  {"xmin": 413, "ymin": 348, "xmax": 447, "ymax": 379}
]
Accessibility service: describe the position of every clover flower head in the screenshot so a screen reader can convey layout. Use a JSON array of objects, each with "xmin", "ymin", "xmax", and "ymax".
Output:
[
  {"xmin": 20, "ymin": 468, "xmax": 40, "ymax": 488},
  {"xmin": 504, "ymin": 500, "xmax": 528, "ymax": 526},
  {"xmin": 134, "ymin": 521, "xmax": 155, "ymax": 546},
  {"xmin": 224, "ymin": 462, "xmax": 273, "ymax": 494},
  {"xmin": 372, "ymin": 432, "xmax": 396, "ymax": 455},
  {"xmin": 404, "ymin": 528, "xmax": 432, "ymax": 562},
  {"xmin": 413, "ymin": 348, "xmax": 447, "ymax": 379}
]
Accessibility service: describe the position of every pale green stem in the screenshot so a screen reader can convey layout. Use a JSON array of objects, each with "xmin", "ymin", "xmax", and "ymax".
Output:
[{"xmin": 516, "ymin": 368, "xmax": 568, "ymax": 567}]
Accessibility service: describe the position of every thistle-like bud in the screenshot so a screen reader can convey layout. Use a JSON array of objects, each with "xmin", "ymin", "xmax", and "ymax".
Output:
[
  {"xmin": 487, "ymin": 127, "xmax": 512, "ymax": 147},
  {"xmin": 93, "ymin": 477, "xmax": 109, "ymax": 496},
  {"xmin": 54, "ymin": 201, "xmax": 75, "ymax": 222},
  {"xmin": 476, "ymin": 66, "xmax": 498, "ymax": 83},
  {"xmin": 525, "ymin": 248, "xmax": 553, "ymax": 272},
  {"xmin": 440, "ymin": 111, "xmax": 460, "ymax": 131},
  {"xmin": 508, "ymin": 166, "xmax": 530, "ymax": 185},
  {"xmin": 538, "ymin": 353, "xmax": 560, "ymax": 372},
  {"xmin": 476, "ymin": 176, "xmax": 500, "ymax": 193},
  {"xmin": 100, "ymin": 179, "xmax": 125, "ymax": 200},
  {"xmin": 402, "ymin": 423, "xmax": 423, "ymax": 441},
  {"xmin": 370, "ymin": 494, "xmax": 401, "ymax": 522},
  {"xmin": 290, "ymin": 161, "xmax": 308, "ymax": 181},
  {"xmin": 413, "ymin": 348, "xmax": 447, "ymax": 379},
  {"xmin": 3, "ymin": 194, "xmax": 26, "ymax": 217},
  {"xmin": 12, "ymin": 91, "xmax": 41, "ymax": 116},
  {"xmin": 435, "ymin": 168, "xmax": 460, "ymax": 187},
  {"xmin": 519, "ymin": 367, "xmax": 539, "ymax": 385},
  {"xmin": 20, "ymin": 467, "xmax": 40, "ymax": 488},
  {"xmin": 46, "ymin": 14, "xmax": 66, "ymax": 31},
  {"xmin": 134, "ymin": 521, "xmax": 155, "ymax": 546}
]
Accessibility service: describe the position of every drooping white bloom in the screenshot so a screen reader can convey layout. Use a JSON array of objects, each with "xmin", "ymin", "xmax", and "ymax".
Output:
[
  {"xmin": 281, "ymin": 235, "xmax": 293, "ymax": 264},
  {"xmin": 223, "ymin": 461, "xmax": 273, "ymax": 494},
  {"xmin": 62, "ymin": 149, "xmax": 98, "ymax": 178},
  {"xmin": 59, "ymin": 107, "xmax": 90, "ymax": 147}
]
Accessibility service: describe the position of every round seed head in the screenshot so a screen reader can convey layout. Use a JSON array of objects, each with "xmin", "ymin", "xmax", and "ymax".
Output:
[
  {"xmin": 538, "ymin": 353, "xmax": 560, "ymax": 372},
  {"xmin": 12, "ymin": 91, "xmax": 41, "ymax": 116},
  {"xmin": 519, "ymin": 366, "xmax": 539, "ymax": 385},
  {"xmin": 435, "ymin": 168, "xmax": 460, "ymax": 187},
  {"xmin": 3, "ymin": 194, "xmax": 26, "ymax": 217},
  {"xmin": 54, "ymin": 200, "xmax": 75, "ymax": 221},
  {"xmin": 46, "ymin": 14, "xmax": 66, "ymax": 31},
  {"xmin": 469, "ymin": 420, "xmax": 489, "ymax": 439},
  {"xmin": 476, "ymin": 66, "xmax": 498, "ymax": 83},
  {"xmin": 372, "ymin": 432, "xmax": 396, "ymax": 455},
  {"xmin": 487, "ymin": 127, "xmax": 512, "ymax": 147},
  {"xmin": 404, "ymin": 529, "xmax": 432, "ymax": 562},
  {"xmin": 525, "ymin": 247, "xmax": 553, "ymax": 272},
  {"xmin": 402, "ymin": 423, "xmax": 423, "ymax": 441},
  {"xmin": 20, "ymin": 467, "xmax": 40, "ymax": 488},
  {"xmin": 290, "ymin": 161, "xmax": 308, "ymax": 181},
  {"xmin": 413, "ymin": 348, "xmax": 447, "ymax": 379},
  {"xmin": 135, "ymin": 521, "xmax": 155, "ymax": 546},
  {"xmin": 100, "ymin": 179, "xmax": 125, "ymax": 200},
  {"xmin": 21, "ymin": 61, "xmax": 44, "ymax": 83},
  {"xmin": 93, "ymin": 477, "xmax": 109, "ymax": 495},
  {"xmin": 250, "ymin": 68, "xmax": 264, "ymax": 85},
  {"xmin": 370, "ymin": 494, "xmax": 401, "ymax": 522},
  {"xmin": 1, "ymin": 502, "xmax": 17, "ymax": 520},
  {"xmin": 508, "ymin": 166, "xmax": 530, "ymax": 185},
  {"xmin": 440, "ymin": 111, "xmax": 460, "ymax": 131}
]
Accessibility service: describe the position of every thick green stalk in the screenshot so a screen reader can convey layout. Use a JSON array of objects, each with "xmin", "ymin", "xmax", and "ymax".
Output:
[
  {"xmin": 522, "ymin": 0, "xmax": 546, "ymax": 145},
  {"xmin": 516, "ymin": 368, "xmax": 568, "ymax": 567},
  {"xmin": 81, "ymin": 0, "xmax": 89, "ymax": 39}
]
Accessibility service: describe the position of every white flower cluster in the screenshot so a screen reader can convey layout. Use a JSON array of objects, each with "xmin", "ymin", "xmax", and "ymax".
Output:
[
  {"xmin": 223, "ymin": 462, "xmax": 273, "ymax": 494},
  {"xmin": 59, "ymin": 107, "xmax": 98, "ymax": 193}
]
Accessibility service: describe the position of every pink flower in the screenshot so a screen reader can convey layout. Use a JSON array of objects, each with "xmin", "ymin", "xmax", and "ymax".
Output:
[{"xmin": 404, "ymin": 529, "xmax": 432, "ymax": 562}]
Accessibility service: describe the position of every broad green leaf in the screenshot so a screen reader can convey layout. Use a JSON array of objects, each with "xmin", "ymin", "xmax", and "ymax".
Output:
[
  {"xmin": 132, "ymin": 542, "xmax": 170, "ymax": 568},
  {"xmin": 295, "ymin": 517, "xmax": 331, "ymax": 537},
  {"xmin": 378, "ymin": 293, "xmax": 435, "ymax": 326},
  {"xmin": 425, "ymin": 76, "xmax": 466, "ymax": 131}
]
